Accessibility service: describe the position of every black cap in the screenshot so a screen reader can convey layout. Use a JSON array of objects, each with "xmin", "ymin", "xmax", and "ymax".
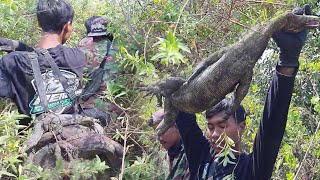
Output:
[{"xmin": 85, "ymin": 16, "xmax": 109, "ymax": 37}]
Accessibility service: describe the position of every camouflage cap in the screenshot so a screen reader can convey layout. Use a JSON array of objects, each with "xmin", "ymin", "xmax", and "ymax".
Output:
[
  {"xmin": 85, "ymin": 16, "xmax": 110, "ymax": 37},
  {"xmin": 148, "ymin": 109, "xmax": 164, "ymax": 128}
]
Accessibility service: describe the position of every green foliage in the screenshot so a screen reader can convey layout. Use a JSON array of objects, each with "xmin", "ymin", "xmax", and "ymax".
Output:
[
  {"xmin": 215, "ymin": 133, "xmax": 237, "ymax": 167},
  {"xmin": 151, "ymin": 29, "xmax": 190, "ymax": 66},
  {"xmin": 213, "ymin": 132, "xmax": 239, "ymax": 180},
  {"xmin": 69, "ymin": 156, "xmax": 110, "ymax": 180},
  {"xmin": 118, "ymin": 47, "xmax": 156, "ymax": 78},
  {"xmin": 0, "ymin": 107, "xmax": 29, "ymax": 179},
  {"xmin": 20, "ymin": 155, "xmax": 109, "ymax": 180},
  {"xmin": 123, "ymin": 156, "xmax": 155, "ymax": 179},
  {"xmin": 1, "ymin": 0, "xmax": 320, "ymax": 179}
]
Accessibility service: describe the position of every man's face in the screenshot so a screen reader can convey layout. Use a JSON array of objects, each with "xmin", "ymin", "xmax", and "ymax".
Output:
[
  {"xmin": 158, "ymin": 125, "xmax": 181, "ymax": 150},
  {"xmin": 206, "ymin": 111, "xmax": 245, "ymax": 153}
]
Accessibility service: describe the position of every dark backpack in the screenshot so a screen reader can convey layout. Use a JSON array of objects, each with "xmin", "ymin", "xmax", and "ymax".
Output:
[{"xmin": 27, "ymin": 49, "xmax": 80, "ymax": 114}]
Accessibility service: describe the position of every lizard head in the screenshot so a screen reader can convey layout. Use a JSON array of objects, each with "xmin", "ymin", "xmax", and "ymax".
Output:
[
  {"xmin": 269, "ymin": 9, "xmax": 319, "ymax": 33},
  {"xmin": 281, "ymin": 12, "xmax": 319, "ymax": 33}
]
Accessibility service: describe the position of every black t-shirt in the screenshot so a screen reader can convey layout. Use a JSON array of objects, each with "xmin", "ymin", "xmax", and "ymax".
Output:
[{"xmin": 0, "ymin": 44, "xmax": 85, "ymax": 116}]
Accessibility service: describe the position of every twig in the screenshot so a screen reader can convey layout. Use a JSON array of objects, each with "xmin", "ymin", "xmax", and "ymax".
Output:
[
  {"xmin": 144, "ymin": 24, "xmax": 154, "ymax": 64},
  {"xmin": 128, "ymin": 136, "xmax": 146, "ymax": 154},
  {"xmin": 246, "ymin": 0, "xmax": 290, "ymax": 6},
  {"xmin": 173, "ymin": 0, "xmax": 190, "ymax": 36},
  {"xmin": 211, "ymin": 10, "xmax": 260, "ymax": 33},
  {"xmin": 227, "ymin": 0, "xmax": 236, "ymax": 20},
  {"xmin": 186, "ymin": 11, "xmax": 258, "ymax": 32},
  {"xmin": 118, "ymin": 112, "xmax": 129, "ymax": 180},
  {"xmin": 105, "ymin": 131, "xmax": 149, "ymax": 136},
  {"xmin": 144, "ymin": 20, "xmax": 189, "ymax": 25},
  {"xmin": 127, "ymin": 0, "xmax": 132, "ymax": 34},
  {"xmin": 116, "ymin": 0, "xmax": 141, "ymax": 47}
]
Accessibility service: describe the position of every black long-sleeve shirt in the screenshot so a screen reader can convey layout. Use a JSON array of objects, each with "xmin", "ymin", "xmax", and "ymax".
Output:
[{"xmin": 176, "ymin": 70, "xmax": 296, "ymax": 180}]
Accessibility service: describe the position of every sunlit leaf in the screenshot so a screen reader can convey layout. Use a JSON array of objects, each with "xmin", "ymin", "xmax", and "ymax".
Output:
[{"xmin": 0, "ymin": 171, "xmax": 16, "ymax": 177}]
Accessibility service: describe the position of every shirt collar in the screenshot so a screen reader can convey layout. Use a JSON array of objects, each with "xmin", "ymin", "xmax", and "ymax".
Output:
[{"xmin": 168, "ymin": 140, "xmax": 183, "ymax": 160}]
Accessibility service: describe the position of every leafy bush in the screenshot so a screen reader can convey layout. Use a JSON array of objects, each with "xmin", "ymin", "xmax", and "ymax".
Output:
[{"xmin": 1, "ymin": 0, "xmax": 320, "ymax": 179}]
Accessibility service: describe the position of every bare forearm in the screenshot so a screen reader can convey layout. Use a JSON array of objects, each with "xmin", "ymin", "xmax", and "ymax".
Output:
[{"xmin": 277, "ymin": 66, "xmax": 296, "ymax": 76}]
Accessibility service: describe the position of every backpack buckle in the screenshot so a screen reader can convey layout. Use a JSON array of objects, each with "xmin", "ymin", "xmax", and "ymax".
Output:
[
  {"xmin": 65, "ymin": 86, "xmax": 76, "ymax": 100},
  {"xmin": 37, "ymin": 48, "xmax": 49, "ymax": 55},
  {"xmin": 27, "ymin": 52, "xmax": 38, "ymax": 61}
]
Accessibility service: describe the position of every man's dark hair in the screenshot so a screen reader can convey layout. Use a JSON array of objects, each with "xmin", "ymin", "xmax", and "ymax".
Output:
[
  {"xmin": 37, "ymin": 0, "xmax": 74, "ymax": 33},
  {"xmin": 205, "ymin": 97, "xmax": 246, "ymax": 124}
]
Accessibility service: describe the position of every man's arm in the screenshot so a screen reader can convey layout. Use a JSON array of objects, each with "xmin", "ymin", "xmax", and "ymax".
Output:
[
  {"xmin": 251, "ymin": 67, "xmax": 296, "ymax": 179},
  {"xmin": 176, "ymin": 112, "xmax": 211, "ymax": 179},
  {"xmin": 0, "ymin": 58, "xmax": 13, "ymax": 98},
  {"xmin": 15, "ymin": 41, "xmax": 33, "ymax": 52},
  {"xmin": 0, "ymin": 38, "xmax": 33, "ymax": 52},
  {"xmin": 251, "ymin": 5, "xmax": 311, "ymax": 179}
]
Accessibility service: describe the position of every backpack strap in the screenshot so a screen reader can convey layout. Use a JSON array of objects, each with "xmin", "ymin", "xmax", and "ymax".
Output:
[
  {"xmin": 26, "ymin": 52, "xmax": 48, "ymax": 112},
  {"xmin": 99, "ymin": 40, "xmax": 112, "ymax": 69},
  {"xmin": 36, "ymin": 48, "xmax": 77, "ymax": 100}
]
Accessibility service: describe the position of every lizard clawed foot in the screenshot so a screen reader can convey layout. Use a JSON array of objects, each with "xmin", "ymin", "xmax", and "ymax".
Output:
[
  {"xmin": 57, "ymin": 141, "xmax": 76, "ymax": 161},
  {"xmin": 140, "ymin": 77, "xmax": 185, "ymax": 108},
  {"xmin": 139, "ymin": 86, "xmax": 163, "ymax": 107},
  {"xmin": 156, "ymin": 94, "xmax": 163, "ymax": 107}
]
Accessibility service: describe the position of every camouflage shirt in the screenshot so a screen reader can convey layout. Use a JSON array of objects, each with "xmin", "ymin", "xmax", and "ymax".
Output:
[
  {"xmin": 78, "ymin": 37, "xmax": 122, "ymax": 114},
  {"xmin": 167, "ymin": 141, "xmax": 190, "ymax": 180}
]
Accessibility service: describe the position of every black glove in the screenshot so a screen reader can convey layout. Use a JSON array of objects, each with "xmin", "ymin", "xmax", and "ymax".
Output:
[
  {"xmin": 272, "ymin": 4, "xmax": 311, "ymax": 68},
  {"xmin": 0, "ymin": 37, "xmax": 19, "ymax": 52}
]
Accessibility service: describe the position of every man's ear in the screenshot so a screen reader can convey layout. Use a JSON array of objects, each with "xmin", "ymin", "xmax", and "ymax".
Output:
[
  {"xmin": 238, "ymin": 121, "xmax": 246, "ymax": 135},
  {"xmin": 60, "ymin": 22, "xmax": 73, "ymax": 44},
  {"xmin": 60, "ymin": 22, "xmax": 73, "ymax": 35},
  {"xmin": 65, "ymin": 22, "xmax": 73, "ymax": 34}
]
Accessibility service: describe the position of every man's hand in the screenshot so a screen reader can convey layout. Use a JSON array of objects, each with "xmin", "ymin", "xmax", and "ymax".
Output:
[
  {"xmin": 0, "ymin": 37, "xmax": 19, "ymax": 52},
  {"xmin": 272, "ymin": 4, "xmax": 311, "ymax": 68}
]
